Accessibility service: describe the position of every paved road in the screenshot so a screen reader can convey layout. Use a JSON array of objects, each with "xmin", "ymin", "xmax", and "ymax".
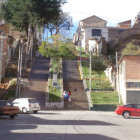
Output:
[{"xmin": 0, "ymin": 111, "xmax": 140, "ymax": 140}]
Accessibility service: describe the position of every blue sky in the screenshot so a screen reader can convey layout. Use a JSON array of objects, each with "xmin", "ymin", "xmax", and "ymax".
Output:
[{"xmin": 44, "ymin": 0, "xmax": 140, "ymax": 39}]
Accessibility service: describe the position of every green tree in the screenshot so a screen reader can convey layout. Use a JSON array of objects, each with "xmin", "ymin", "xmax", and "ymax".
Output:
[
  {"xmin": 47, "ymin": 12, "xmax": 73, "ymax": 35},
  {"xmin": 122, "ymin": 43, "xmax": 140, "ymax": 56},
  {"xmin": 0, "ymin": 0, "xmax": 66, "ymax": 55},
  {"xmin": 39, "ymin": 34, "xmax": 77, "ymax": 59},
  {"xmin": 92, "ymin": 56, "xmax": 108, "ymax": 83}
]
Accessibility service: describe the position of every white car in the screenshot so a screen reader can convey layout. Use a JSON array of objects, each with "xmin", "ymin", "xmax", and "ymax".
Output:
[{"xmin": 12, "ymin": 98, "xmax": 40, "ymax": 113}]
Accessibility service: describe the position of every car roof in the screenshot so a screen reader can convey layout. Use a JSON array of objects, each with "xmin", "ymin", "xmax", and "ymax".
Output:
[
  {"xmin": 15, "ymin": 98, "xmax": 36, "ymax": 99},
  {"xmin": 125, "ymin": 103, "xmax": 140, "ymax": 105}
]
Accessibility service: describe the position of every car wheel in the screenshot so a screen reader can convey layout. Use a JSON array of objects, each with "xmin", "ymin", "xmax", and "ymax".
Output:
[
  {"xmin": 123, "ymin": 111, "xmax": 130, "ymax": 119},
  {"xmin": 33, "ymin": 110, "xmax": 38, "ymax": 114},
  {"xmin": 9, "ymin": 114, "xmax": 16, "ymax": 119},
  {"xmin": 22, "ymin": 107, "xmax": 28, "ymax": 114}
]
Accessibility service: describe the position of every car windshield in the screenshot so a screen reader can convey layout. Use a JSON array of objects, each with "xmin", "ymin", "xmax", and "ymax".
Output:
[
  {"xmin": 0, "ymin": 101, "xmax": 11, "ymax": 107},
  {"xmin": 123, "ymin": 104, "xmax": 135, "ymax": 108},
  {"xmin": 28, "ymin": 99, "xmax": 38, "ymax": 103}
]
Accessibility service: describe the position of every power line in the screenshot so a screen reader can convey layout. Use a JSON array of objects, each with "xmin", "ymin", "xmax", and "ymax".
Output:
[{"xmin": 67, "ymin": 10, "xmax": 136, "ymax": 22}]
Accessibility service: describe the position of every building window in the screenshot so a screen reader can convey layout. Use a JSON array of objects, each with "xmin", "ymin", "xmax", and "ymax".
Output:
[
  {"xmin": 124, "ymin": 104, "xmax": 135, "ymax": 108},
  {"xmin": 92, "ymin": 29, "xmax": 101, "ymax": 36},
  {"xmin": 135, "ymin": 83, "xmax": 138, "ymax": 88},
  {"xmin": 137, "ymin": 104, "xmax": 140, "ymax": 109},
  {"xmin": 127, "ymin": 83, "xmax": 131, "ymax": 88},
  {"xmin": 119, "ymin": 29, "xmax": 124, "ymax": 34},
  {"xmin": 126, "ymin": 82, "xmax": 140, "ymax": 88}
]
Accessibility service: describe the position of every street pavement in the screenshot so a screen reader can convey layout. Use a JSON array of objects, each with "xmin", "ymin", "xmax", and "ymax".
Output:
[{"xmin": 0, "ymin": 111, "xmax": 140, "ymax": 140}]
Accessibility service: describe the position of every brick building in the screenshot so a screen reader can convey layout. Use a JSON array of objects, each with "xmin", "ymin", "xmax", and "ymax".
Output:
[
  {"xmin": 0, "ymin": 20, "xmax": 26, "ymax": 83},
  {"xmin": 118, "ymin": 20, "xmax": 131, "ymax": 28},
  {"xmin": 118, "ymin": 55, "xmax": 140, "ymax": 104}
]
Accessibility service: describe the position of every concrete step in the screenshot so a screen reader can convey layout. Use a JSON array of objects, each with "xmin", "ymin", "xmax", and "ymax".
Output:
[{"xmin": 64, "ymin": 100, "xmax": 89, "ymax": 110}]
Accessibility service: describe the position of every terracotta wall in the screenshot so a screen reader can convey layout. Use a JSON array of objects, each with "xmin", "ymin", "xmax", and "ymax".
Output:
[
  {"xmin": 0, "ymin": 24, "xmax": 10, "ymax": 35},
  {"xmin": 125, "ymin": 56, "xmax": 140, "ymax": 80}
]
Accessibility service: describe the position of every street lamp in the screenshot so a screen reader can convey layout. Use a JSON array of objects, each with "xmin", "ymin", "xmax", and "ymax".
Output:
[
  {"xmin": 116, "ymin": 51, "xmax": 121, "ymax": 104},
  {"xmin": 89, "ymin": 49, "xmax": 92, "ymax": 93}
]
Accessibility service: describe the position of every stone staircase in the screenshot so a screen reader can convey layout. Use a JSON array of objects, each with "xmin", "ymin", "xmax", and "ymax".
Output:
[
  {"xmin": 63, "ymin": 60, "xmax": 89, "ymax": 110},
  {"xmin": 22, "ymin": 57, "xmax": 49, "ymax": 108}
]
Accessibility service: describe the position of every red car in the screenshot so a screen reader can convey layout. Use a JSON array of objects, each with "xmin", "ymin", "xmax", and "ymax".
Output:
[{"xmin": 115, "ymin": 104, "xmax": 140, "ymax": 119}]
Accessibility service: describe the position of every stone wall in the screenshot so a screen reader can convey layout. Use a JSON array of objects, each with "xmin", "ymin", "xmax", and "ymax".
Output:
[
  {"xmin": 119, "ymin": 28, "xmax": 140, "ymax": 42},
  {"xmin": 45, "ymin": 102, "xmax": 64, "ymax": 109},
  {"xmin": 108, "ymin": 27, "xmax": 127, "ymax": 43}
]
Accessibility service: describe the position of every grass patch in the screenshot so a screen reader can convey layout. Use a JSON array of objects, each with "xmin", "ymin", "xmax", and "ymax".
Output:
[
  {"xmin": 50, "ymin": 58, "xmax": 60, "ymax": 74},
  {"xmin": 48, "ymin": 79, "xmax": 61, "ymax": 102},
  {"xmin": 81, "ymin": 61, "xmax": 113, "ymax": 90},
  {"xmin": 91, "ymin": 91, "xmax": 119, "ymax": 105},
  {"xmin": 82, "ymin": 62, "xmax": 106, "ymax": 79}
]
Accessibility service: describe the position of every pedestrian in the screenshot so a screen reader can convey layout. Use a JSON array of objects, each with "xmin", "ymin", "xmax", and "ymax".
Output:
[
  {"xmin": 64, "ymin": 90, "xmax": 69, "ymax": 101},
  {"xmin": 68, "ymin": 90, "xmax": 72, "ymax": 101},
  {"xmin": 65, "ymin": 91, "xmax": 69, "ymax": 101},
  {"xmin": 63, "ymin": 90, "xmax": 66, "ymax": 101},
  {"xmin": 74, "ymin": 88, "xmax": 77, "ymax": 92}
]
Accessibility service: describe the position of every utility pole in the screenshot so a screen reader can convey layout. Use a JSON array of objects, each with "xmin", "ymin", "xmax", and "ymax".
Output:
[
  {"xmin": 89, "ymin": 50, "xmax": 92, "ymax": 93},
  {"xmin": 0, "ymin": 33, "xmax": 6, "ymax": 83},
  {"xmin": 116, "ymin": 52, "xmax": 120, "ymax": 104},
  {"xmin": 80, "ymin": 46, "xmax": 81, "ymax": 64},
  {"xmin": 30, "ymin": 33, "xmax": 33, "ymax": 63},
  {"xmin": 0, "ymin": 37, "xmax": 3, "ymax": 83},
  {"xmin": 16, "ymin": 43, "xmax": 21, "ymax": 98},
  {"xmin": 19, "ymin": 45, "xmax": 23, "ymax": 97}
]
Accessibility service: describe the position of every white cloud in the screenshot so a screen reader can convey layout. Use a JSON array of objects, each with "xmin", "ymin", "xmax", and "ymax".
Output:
[{"xmin": 63, "ymin": 0, "xmax": 140, "ymax": 26}]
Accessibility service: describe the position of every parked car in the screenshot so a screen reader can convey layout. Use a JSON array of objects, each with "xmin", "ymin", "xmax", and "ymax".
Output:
[
  {"xmin": 115, "ymin": 104, "xmax": 140, "ymax": 119},
  {"xmin": 0, "ymin": 100, "xmax": 19, "ymax": 119},
  {"xmin": 12, "ymin": 98, "xmax": 40, "ymax": 113}
]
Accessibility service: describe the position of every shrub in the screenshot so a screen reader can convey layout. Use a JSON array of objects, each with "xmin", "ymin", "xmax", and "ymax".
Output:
[
  {"xmin": 9, "ymin": 78, "xmax": 17, "ymax": 87},
  {"xmin": 100, "ymin": 80, "xmax": 113, "ymax": 90},
  {"xmin": 122, "ymin": 43, "xmax": 140, "ymax": 56}
]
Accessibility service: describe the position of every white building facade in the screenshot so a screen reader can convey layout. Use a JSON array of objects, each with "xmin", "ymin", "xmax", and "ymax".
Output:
[{"xmin": 73, "ymin": 15, "xmax": 108, "ymax": 52}]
